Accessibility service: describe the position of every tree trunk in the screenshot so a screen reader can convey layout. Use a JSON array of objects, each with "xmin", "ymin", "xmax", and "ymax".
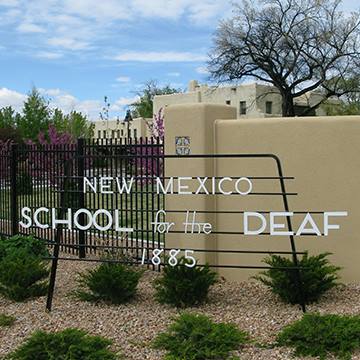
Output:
[{"xmin": 281, "ymin": 93, "xmax": 296, "ymax": 117}]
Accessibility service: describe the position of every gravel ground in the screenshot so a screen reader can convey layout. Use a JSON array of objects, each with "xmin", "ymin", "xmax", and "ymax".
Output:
[{"xmin": 1, "ymin": 259, "xmax": 360, "ymax": 359}]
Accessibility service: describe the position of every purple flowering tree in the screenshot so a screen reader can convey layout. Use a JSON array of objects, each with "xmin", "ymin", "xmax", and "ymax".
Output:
[
  {"xmin": 146, "ymin": 108, "xmax": 165, "ymax": 139},
  {"xmin": 135, "ymin": 108, "xmax": 164, "ymax": 181},
  {"xmin": 26, "ymin": 125, "xmax": 76, "ymax": 185},
  {"xmin": 0, "ymin": 140, "xmax": 12, "ymax": 182}
]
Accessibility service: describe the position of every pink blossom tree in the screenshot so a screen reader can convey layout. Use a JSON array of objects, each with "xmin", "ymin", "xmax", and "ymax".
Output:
[
  {"xmin": 146, "ymin": 108, "xmax": 165, "ymax": 139},
  {"xmin": 135, "ymin": 108, "xmax": 164, "ymax": 181},
  {"xmin": 25, "ymin": 125, "xmax": 76, "ymax": 185},
  {"xmin": 0, "ymin": 140, "xmax": 12, "ymax": 181}
]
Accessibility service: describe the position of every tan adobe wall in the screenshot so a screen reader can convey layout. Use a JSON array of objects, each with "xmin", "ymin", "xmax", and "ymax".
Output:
[{"xmin": 164, "ymin": 103, "xmax": 360, "ymax": 282}]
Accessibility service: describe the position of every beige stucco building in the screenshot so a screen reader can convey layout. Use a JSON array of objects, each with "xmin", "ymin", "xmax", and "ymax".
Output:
[
  {"xmin": 164, "ymin": 103, "xmax": 360, "ymax": 282},
  {"xmin": 93, "ymin": 117, "xmax": 151, "ymax": 139},
  {"xmin": 154, "ymin": 80, "xmax": 331, "ymax": 118},
  {"xmin": 92, "ymin": 80, "xmax": 336, "ymax": 140}
]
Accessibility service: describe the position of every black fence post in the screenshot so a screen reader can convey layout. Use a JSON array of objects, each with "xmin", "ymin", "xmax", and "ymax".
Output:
[
  {"xmin": 273, "ymin": 155, "xmax": 306, "ymax": 313},
  {"xmin": 46, "ymin": 160, "xmax": 71, "ymax": 312},
  {"xmin": 10, "ymin": 143, "xmax": 18, "ymax": 236},
  {"xmin": 77, "ymin": 138, "xmax": 86, "ymax": 258}
]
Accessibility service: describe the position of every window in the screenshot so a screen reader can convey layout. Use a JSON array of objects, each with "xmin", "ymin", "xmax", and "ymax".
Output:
[
  {"xmin": 239, "ymin": 101, "xmax": 247, "ymax": 115},
  {"xmin": 117, "ymin": 130, "xmax": 120, "ymax": 138},
  {"xmin": 98, "ymin": 130, "xmax": 101, "ymax": 138},
  {"xmin": 265, "ymin": 101, "xmax": 273, "ymax": 114},
  {"xmin": 103, "ymin": 130, "xmax": 107, "ymax": 138},
  {"xmin": 226, "ymin": 100, "xmax": 231, "ymax": 105},
  {"xmin": 121, "ymin": 129, "xmax": 124, "ymax": 137},
  {"xmin": 128, "ymin": 129, "xmax": 131, "ymax": 137},
  {"xmin": 134, "ymin": 129, "xmax": 137, "ymax": 138},
  {"xmin": 112, "ymin": 130, "xmax": 116, "ymax": 138}
]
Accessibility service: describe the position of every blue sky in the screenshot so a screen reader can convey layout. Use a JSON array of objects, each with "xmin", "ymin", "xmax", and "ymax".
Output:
[{"xmin": 0, "ymin": 0, "xmax": 358, "ymax": 120}]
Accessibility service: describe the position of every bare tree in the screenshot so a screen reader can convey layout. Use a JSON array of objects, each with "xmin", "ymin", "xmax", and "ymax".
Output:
[{"xmin": 208, "ymin": 0, "xmax": 360, "ymax": 116}]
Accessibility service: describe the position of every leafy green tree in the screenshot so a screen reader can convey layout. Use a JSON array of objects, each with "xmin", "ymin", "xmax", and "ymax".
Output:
[
  {"xmin": 52, "ymin": 109, "xmax": 94, "ymax": 138},
  {"xmin": 131, "ymin": 80, "xmax": 181, "ymax": 118},
  {"xmin": 324, "ymin": 76, "xmax": 360, "ymax": 115},
  {"xmin": 0, "ymin": 106, "xmax": 22, "ymax": 142},
  {"xmin": 66, "ymin": 111, "xmax": 94, "ymax": 138},
  {"xmin": 51, "ymin": 108, "xmax": 64, "ymax": 129},
  {"xmin": 0, "ymin": 106, "xmax": 21, "ymax": 129},
  {"xmin": 1, "ymin": 87, "xmax": 94, "ymax": 141},
  {"xmin": 325, "ymin": 100, "xmax": 360, "ymax": 115},
  {"xmin": 17, "ymin": 88, "xmax": 51, "ymax": 140}
]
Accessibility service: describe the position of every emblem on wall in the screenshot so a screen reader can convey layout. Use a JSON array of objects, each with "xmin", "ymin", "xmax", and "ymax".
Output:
[{"xmin": 175, "ymin": 136, "xmax": 190, "ymax": 155}]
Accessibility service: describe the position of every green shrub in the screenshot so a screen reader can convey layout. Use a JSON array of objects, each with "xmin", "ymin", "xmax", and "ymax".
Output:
[
  {"xmin": 0, "ymin": 313, "xmax": 16, "ymax": 327},
  {"xmin": 154, "ymin": 258, "xmax": 218, "ymax": 308},
  {"xmin": 153, "ymin": 312, "xmax": 248, "ymax": 360},
  {"xmin": 6, "ymin": 328, "xmax": 120, "ymax": 360},
  {"xmin": 16, "ymin": 172, "xmax": 33, "ymax": 195},
  {"xmin": 0, "ymin": 249, "xmax": 49, "ymax": 301},
  {"xmin": 254, "ymin": 252, "xmax": 340, "ymax": 304},
  {"xmin": 0, "ymin": 235, "xmax": 49, "ymax": 260},
  {"xmin": 277, "ymin": 313, "xmax": 360, "ymax": 360},
  {"xmin": 74, "ymin": 262, "xmax": 143, "ymax": 304}
]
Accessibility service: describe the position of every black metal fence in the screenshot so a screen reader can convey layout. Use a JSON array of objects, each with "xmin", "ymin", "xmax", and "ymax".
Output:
[{"xmin": 0, "ymin": 137, "xmax": 165, "ymax": 263}]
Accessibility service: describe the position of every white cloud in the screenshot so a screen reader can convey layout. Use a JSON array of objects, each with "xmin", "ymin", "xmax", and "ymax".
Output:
[
  {"xmin": 0, "ymin": 0, "xmax": 19, "ymax": 6},
  {"xmin": 130, "ymin": 0, "xmax": 228, "ymax": 23},
  {"xmin": 116, "ymin": 76, "xmax": 131, "ymax": 83},
  {"xmin": 188, "ymin": 2, "xmax": 230, "ymax": 24},
  {"xmin": 0, "ymin": 0, "xmax": 229, "ymax": 60},
  {"xmin": 196, "ymin": 66, "xmax": 209, "ymax": 74},
  {"xmin": 17, "ymin": 22, "xmax": 45, "ymax": 33},
  {"xmin": 35, "ymin": 51, "xmax": 63, "ymax": 59},
  {"xmin": 75, "ymin": 100, "xmax": 103, "ymax": 118},
  {"xmin": 38, "ymin": 88, "xmax": 102, "ymax": 118},
  {"xmin": 130, "ymin": 0, "xmax": 185, "ymax": 20},
  {"xmin": 0, "ymin": 8, "xmax": 21, "ymax": 26},
  {"xmin": 114, "ymin": 51, "xmax": 207, "ymax": 62},
  {"xmin": 0, "ymin": 87, "xmax": 27, "ymax": 111},
  {"xmin": 62, "ymin": 0, "xmax": 131, "ymax": 21},
  {"xmin": 6, "ymin": 0, "xmax": 228, "ymax": 24},
  {"xmin": 168, "ymin": 72, "xmax": 181, "ymax": 77},
  {"xmin": 110, "ymin": 96, "xmax": 139, "ymax": 111},
  {"xmin": 39, "ymin": 88, "xmax": 62, "ymax": 96},
  {"xmin": 47, "ymin": 37, "xmax": 90, "ymax": 50},
  {"xmin": 115, "ymin": 96, "xmax": 138, "ymax": 106}
]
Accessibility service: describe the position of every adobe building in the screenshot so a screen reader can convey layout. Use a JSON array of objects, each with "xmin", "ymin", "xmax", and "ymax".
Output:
[
  {"xmin": 154, "ymin": 80, "xmax": 332, "ymax": 118},
  {"xmin": 93, "ymin": 117, "xmax": 151, "ymax": 140}
]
